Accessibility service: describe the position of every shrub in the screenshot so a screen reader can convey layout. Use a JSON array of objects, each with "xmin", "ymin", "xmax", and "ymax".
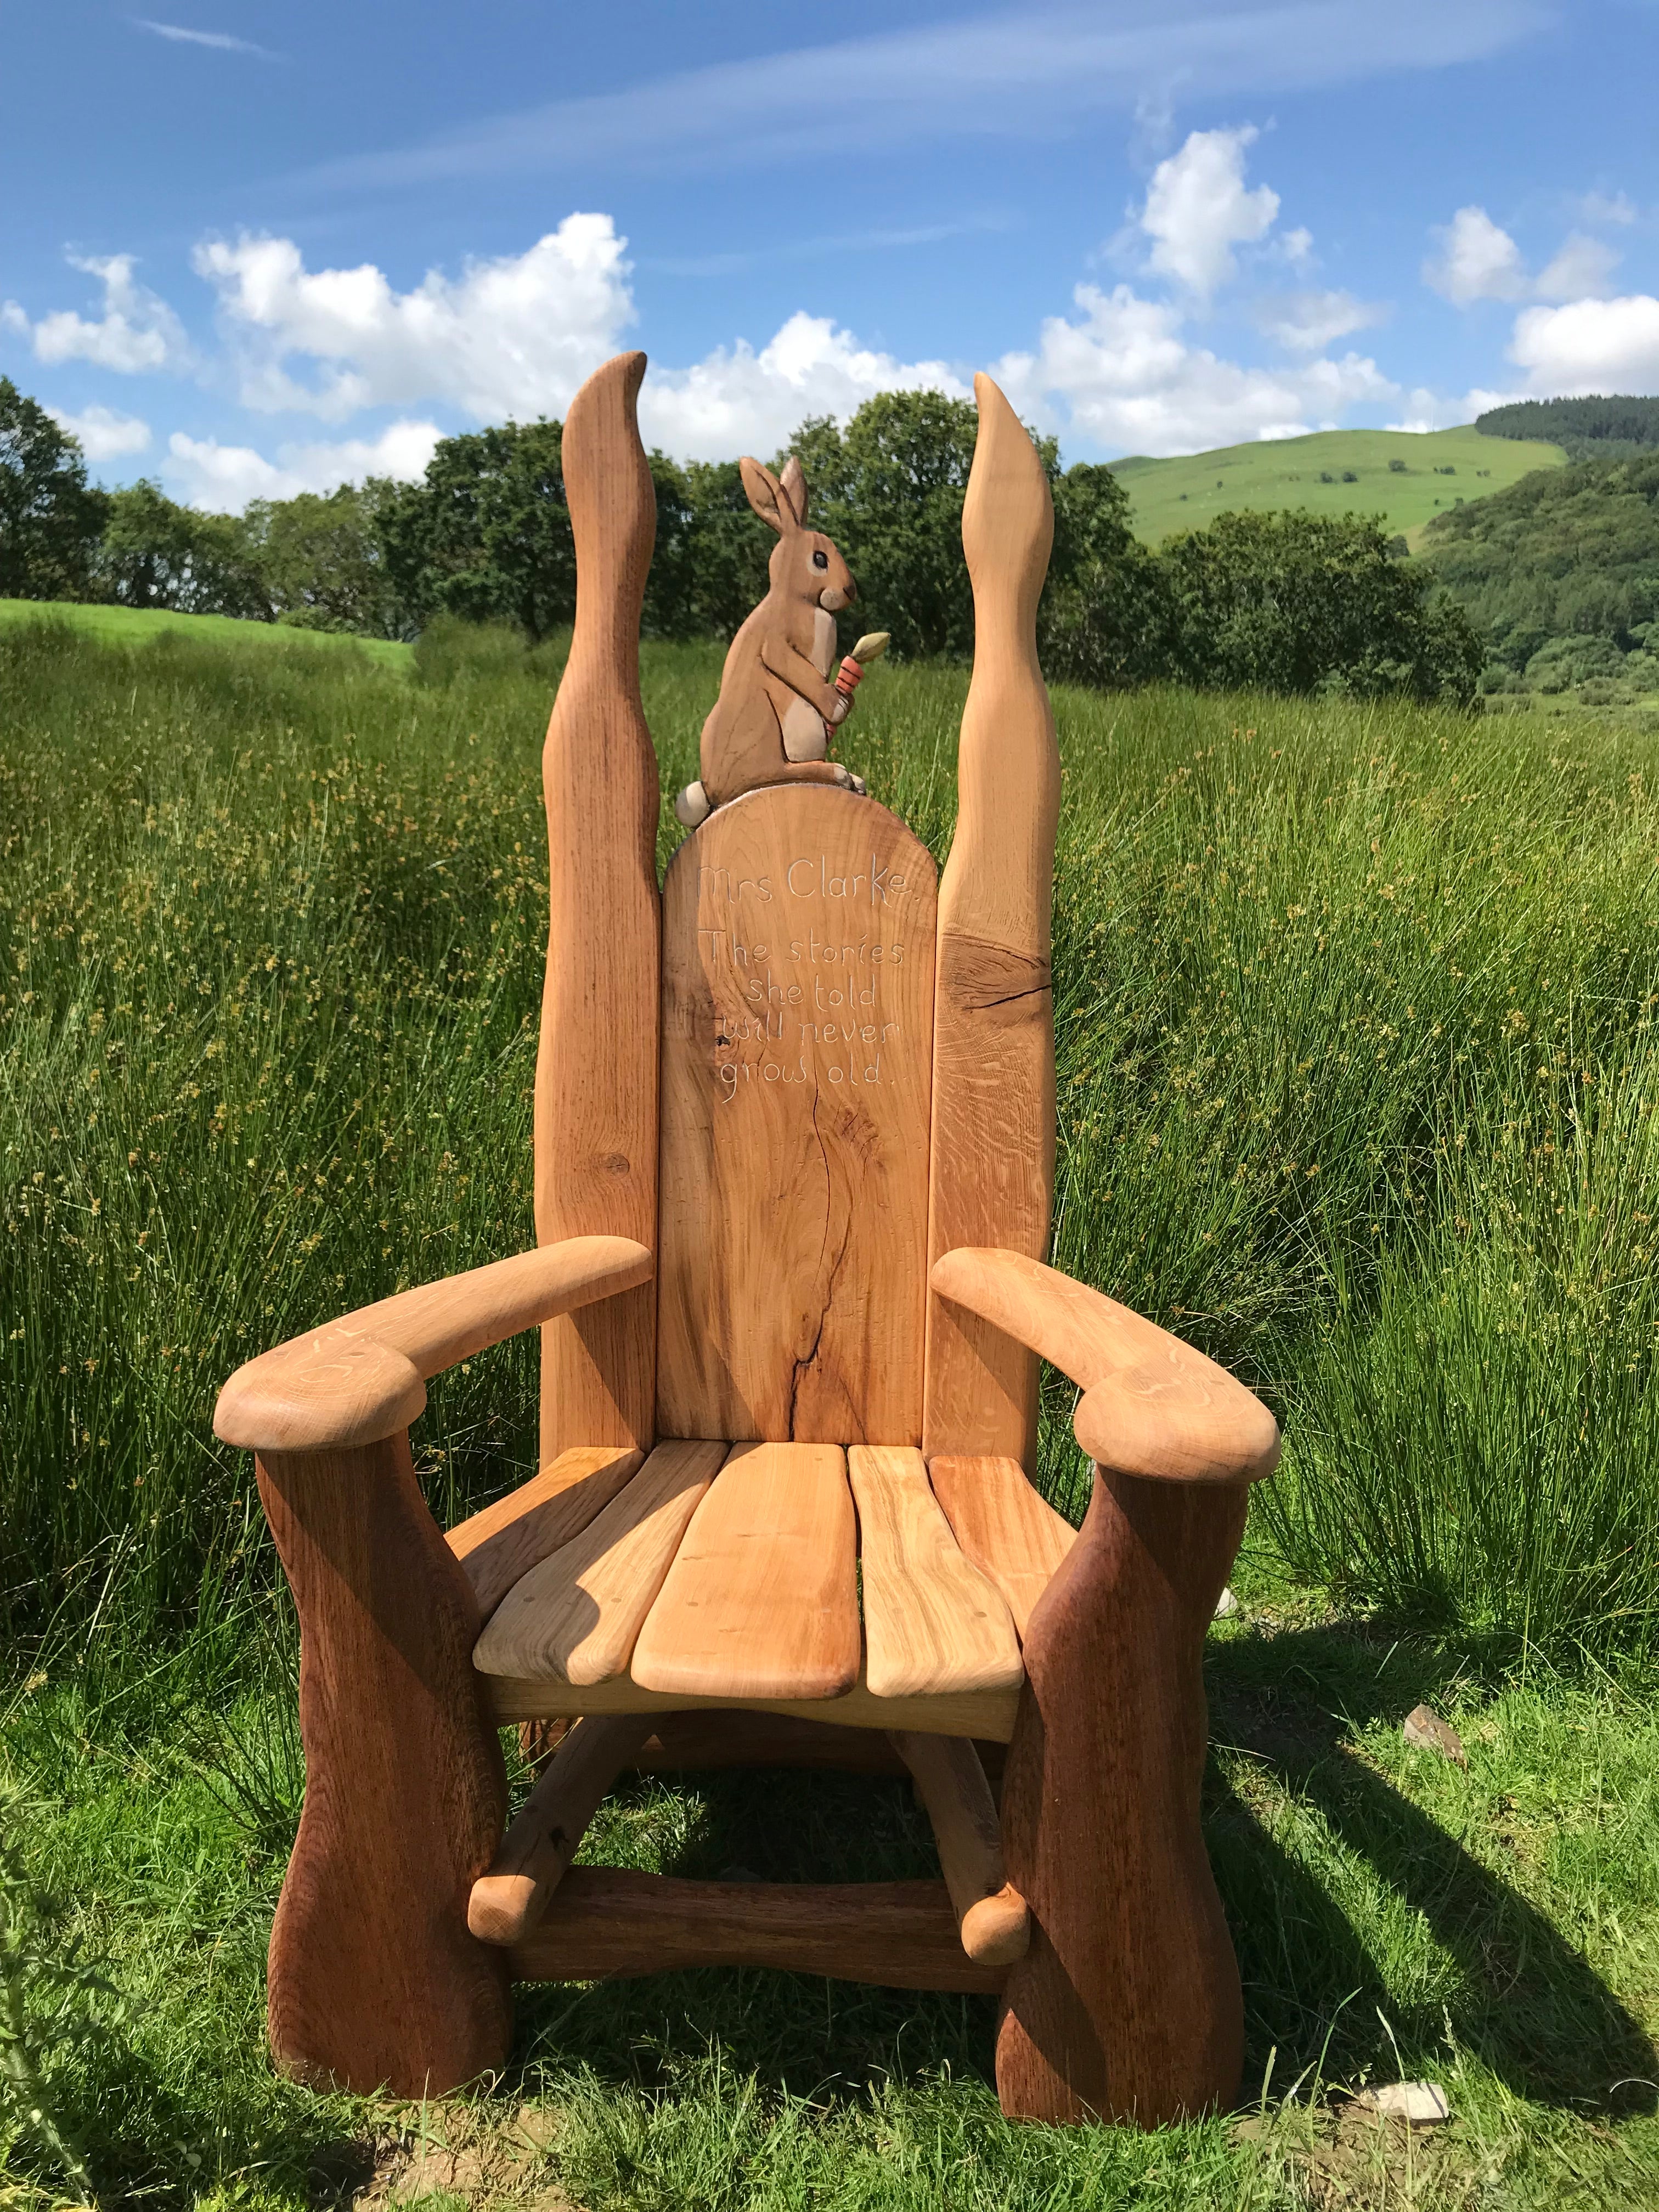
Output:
[
  {"xmin": 1523, "ymin": 634, "xmax": 1625, "ymax": 693},
  {"xmin": 1160, "ymin": 509, "xmax": 1483, "ymax": 703}
]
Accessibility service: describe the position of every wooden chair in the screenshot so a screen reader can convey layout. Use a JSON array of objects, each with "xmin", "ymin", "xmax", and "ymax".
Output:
[{"xmin": 213, "ymin": 352, "xmax": 1279, "ymax": 2128}]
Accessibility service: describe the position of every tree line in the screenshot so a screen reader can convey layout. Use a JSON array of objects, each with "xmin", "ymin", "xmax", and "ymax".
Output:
[
  {"xmin": 1, "ymin": 374, "xmax": 1481, "ymax": 704},
  {"xmin": 1475, "ymin": 394, "xmax": 1659, "ymax": 463}
]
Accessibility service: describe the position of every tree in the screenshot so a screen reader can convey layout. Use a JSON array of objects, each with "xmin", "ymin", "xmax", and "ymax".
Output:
[
  {"xmin": 782, "ymin": 393, "xmax": 988, "ymax": 659},
  {"xmin": 380, "ymin": 420, "xmax": 575, "ymax": 641},
  {"xmin": 669, "ymin": 458, "xmax": 775, "ymax": 640},
  {"xmin": 1040, "ymin": 462, "xmax": 1177, "ymax": 689},
  {"xmin": 97, "ymin": 478, "xmax": 270, "ymax": 619},
  {"xmin": 0, "ymin": 379, "xmax": 108, "ymax": 601},
  {"xmin": 1162, "ymin": 509, "xmax": 1482, "ymax": 703},
  {"xmin": 245, "ymin": 481, "xmax": 408, "ymax": 636}
]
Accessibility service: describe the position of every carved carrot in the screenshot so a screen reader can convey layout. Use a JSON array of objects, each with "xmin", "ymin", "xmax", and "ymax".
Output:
[{"xmin": 834, "ymin": 630, "xmax": 890, "ymax": 703}]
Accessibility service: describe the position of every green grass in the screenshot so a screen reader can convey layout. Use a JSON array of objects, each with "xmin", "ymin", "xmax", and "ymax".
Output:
[
  {"xmin": 5, "ymin": 1612, "xmax": 1658, "ymax": 2207},
  {"xmin": 4, "ymin": 616, "xmax": 1659, "ymax": 2204},
  {"xmin": 0, "ymin": 596, "xmax": 412, "ymax": 669},
  {"xmin": 1114, "ymin": 426, "xmax": 1567, "ymax": 550}
]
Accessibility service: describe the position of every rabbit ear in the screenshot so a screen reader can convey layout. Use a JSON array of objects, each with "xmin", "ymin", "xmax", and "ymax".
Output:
[
  {"xmin": 779, "ymin": 454, "xmax": 808, "ymax": 524},
  {"xmin": 740, "ymin": 456, "xmax": 796, "ymax": 535}
]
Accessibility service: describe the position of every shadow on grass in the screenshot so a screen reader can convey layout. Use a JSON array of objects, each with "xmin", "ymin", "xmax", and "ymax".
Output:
[
  {"xmin": 509, "ymin": 1623, "xmax": 1655, "ymax": 2124},
  {"xmin": 1207, "ymin": 1622, "xmax": 1657, "ymax": 2115},
  {"xmin": 515, "ymin": 1765, "xmax": 1000, "ymax": 2102}
]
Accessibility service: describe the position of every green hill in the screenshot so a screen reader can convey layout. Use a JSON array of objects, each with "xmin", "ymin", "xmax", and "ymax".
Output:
[
  {"xmin": 0, "ymin": 597, "xmax": 410, "ymax": 667},
  {"xmin": 1114, "ymin": 426, "xmax": 1566, "ymax": 550}
]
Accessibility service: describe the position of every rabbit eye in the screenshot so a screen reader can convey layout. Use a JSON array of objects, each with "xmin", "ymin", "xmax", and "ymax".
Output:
[{"xmin": 812, "ymin": 550, "xmax": 828, "ymax": 569}]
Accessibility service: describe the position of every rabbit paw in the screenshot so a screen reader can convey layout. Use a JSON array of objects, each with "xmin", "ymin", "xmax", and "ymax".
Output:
[
  {"xmin": 849, "ymin": 774, "xmax": 868, "ymax": 796},
  {"xmin": 674, "ymin": 780, "xmax": 712, "ymax": 828},
  {"xmin": 827, "ymin": 693, "xmax": 851, "ymax": 727}
]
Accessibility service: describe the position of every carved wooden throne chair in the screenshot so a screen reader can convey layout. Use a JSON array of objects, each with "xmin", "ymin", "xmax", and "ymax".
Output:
[{"xmin": 215, "ymin": 353, "xmax": 1279, "ymax": 2127}]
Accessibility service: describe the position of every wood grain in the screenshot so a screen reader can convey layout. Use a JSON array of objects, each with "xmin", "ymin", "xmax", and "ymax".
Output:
[
  {"xmin": 472, "ymin": 1440, "xmax": 725, "ymax": 1685},
  {"xmin": 657, "ymin": 785, "xmax": 936, "ymax": 1443},
  {"xmin": 926, "ymin": 1455, "xmax": 1076, "ymax": 1640},
  {"xmin": 888, "ymin": 1730, "xmax": 1029, "ymax": 1966},
  {"xmin": 447, "ymin": 1446, "xmax": 642, "ymax": 1623},
  {"xmin": 923, "ymin": 373, "xmax": 1058, "ymax": 1469},
  {"xmin": 511, "ymin": 1868, "xmax": 1005, "ymax": 1991},
  {"xmin": 359, "ymin": 1238, "xmax": 653, "ymax": 1378},
  {"xmin": 256, "ymin": 1432, "xmax": 511, "ymax": 2095},
  {"xmin": 848, "ymin": 1445, "xmax": 1022, "ymax": 1698},
  {"xmin": 535, "ymin": 350, "xmax": 661, "ymax": 1464},
  {"xmin": 217, "ymin": 1239, "xmax": 653, "ymax": 1455},
  {"xmin": 996, "ymin": 1468, "xmax": 1249, "ymax": 2125},
  {"xmin": 932, "ymin": 1249, "xmax": 1280, "ymax": 1485},
  {"xmin": 468, "ymin": 1714, "xmax": 652, "ymax": 1945},
  {"xmin": 217, "ymin": 1332, "xmax": 425, "ymax": 1457},
  {"xmin": 631, "ymin": 1442, "xmax": 861, "ymax": 1699},
  {"xmin": 484, "ymin": 1666, "xmax": 1022, "ymax": 1741},
  {"xmin": 631, "ymin": 1710, "xmax": 909, "ymax": 1774}
]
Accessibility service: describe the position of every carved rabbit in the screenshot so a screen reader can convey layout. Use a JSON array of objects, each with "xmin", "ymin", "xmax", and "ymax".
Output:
[{"xmin": 675, "ymin": 454, "xmax": 866, "ymax": 825}]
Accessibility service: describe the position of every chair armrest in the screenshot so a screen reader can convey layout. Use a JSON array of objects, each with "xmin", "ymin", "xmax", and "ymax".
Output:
[
  {"xmin": 215, "ymin": 1236, "xmax": 653, "ymax": 1454},
  {"xmin": 930, "ymin": 1247, "xmax": 1278, "ymax": 1485}
]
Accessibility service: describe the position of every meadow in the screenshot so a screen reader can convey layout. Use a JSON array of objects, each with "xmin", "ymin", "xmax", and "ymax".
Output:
[
  {"xmin": 1112, "ymin": 425, "xmax": 1566, "ymax": 548},
  {"xmin": 0, "ymin": 597, "xmax": 412, "ymax": 669},
  {"xmin": 3, "ymin": 612, "xmax": 1659, "ymax": 2207}
]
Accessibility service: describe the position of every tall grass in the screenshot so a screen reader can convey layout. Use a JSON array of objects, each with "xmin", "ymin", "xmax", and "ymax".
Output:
[{"xmin": 2, "ymin": 616, "xmax": 1657, "ymax": 1658}]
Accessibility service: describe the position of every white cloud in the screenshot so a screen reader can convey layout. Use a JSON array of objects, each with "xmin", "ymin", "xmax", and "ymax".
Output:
[
  {"xmin": 189, "ymin": 221, "xmax": 969, "ymax": 461},
  {"xmin": 2, "ymin": 253, "xmax": 190, "ymax": 374},
  {"xmin": 298, "ymin": 2, "xmax": 1553, "ymax": 194},
  {"xmin": 1576, "ymin": 190, "xmax": 1637, "ymax": 227},
  {"xmin": 1425, "ymin": 208, "xmax": 1623, "ymax": 311},
  {"xmin": 1534, "ymin": 232, "xmax": 1621, "ymax": 302},
  {"xmin": 1424, "ymin": 206, "xmax": 1528, "ymax": 304},
  {"xmin": 11, "ymin": 191, "xmax": 1418, "ymax": 493},
  {"xmin": 996, "ymin": 280, "xmax": 1395, "ymax": 455},
  {"xmin": 1255, "ymin": 288, "xmax": 1385, "ymax": 352},
  {"xmin": 134, "ymin": 18, "xmax": 278, "ymax": 57},
  {"xmin": 46, "ymin": 403, "xmax": 151, "ymax": 460},
  {"xmin": 193, "ymin": 215, "xmax": 633, "ymax": 421},
  {"xmin": 638, "ymin": 313, "xmax": 967, "ymax": 461},
  {"xmin": 165, "ymin": 419, "xmax": 441, "ymax": 510},
  {"xmin": 1384, "ymin": 384, "xmax": 1519, "ymax": 432},
  {"xmin": 1509, "ymin": 294, "xmax": 1659, "ymax": 394},
  {"xmin": 1139, "ymin": 126, "xmax": 1280, "ymax": 297}
]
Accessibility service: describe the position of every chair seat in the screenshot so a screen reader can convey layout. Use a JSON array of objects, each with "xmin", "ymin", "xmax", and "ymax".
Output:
[{"xmin": 462, "ymin": 1441, "xmax": 1075, "ymax": 1736}]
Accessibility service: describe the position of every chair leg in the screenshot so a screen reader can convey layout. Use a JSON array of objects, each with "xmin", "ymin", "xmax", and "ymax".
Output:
[
  {"xmin": 257, "ymin": 1431, "xmax": 512, "ymax": 2095},
  {"xmin": 996, "ymin": 1466, "xmax": 1248, "ymax": 2126}
]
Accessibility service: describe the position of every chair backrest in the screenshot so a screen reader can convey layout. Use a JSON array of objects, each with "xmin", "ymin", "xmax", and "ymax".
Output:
[
  {"xmin": 657, "ymin": 783, "xmax": 938, "ymax": 1443},
  {"xmin": 533, "ymin": 354, "xmax": 1057, "ymax": 1468}
]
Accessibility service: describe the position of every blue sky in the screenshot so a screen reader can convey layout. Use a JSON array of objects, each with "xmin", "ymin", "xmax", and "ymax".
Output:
[{"xmin": 4, "ymin": 1, "xmax": 1657, "ymax": 506}]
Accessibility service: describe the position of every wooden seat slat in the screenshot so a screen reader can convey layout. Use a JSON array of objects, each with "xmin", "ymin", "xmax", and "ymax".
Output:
[
  {"xmin": 926, "ymin": 1454, "xmax": 1077, "ymax": 1641},
  {"xmin": 447, "ymin": 1445, "xmax": 644, "ymax": 1622},
  {"xmin": 629, "ymin": 1441, "xmax": 860, "ymax": 1700},
  {"xmin": 471, "ymin": 1440, "xmax": 725, "ymax": 1686},
  {"xmin": 849, "ymin": 1446, "xmax": 1022, "ymax": 1697}
]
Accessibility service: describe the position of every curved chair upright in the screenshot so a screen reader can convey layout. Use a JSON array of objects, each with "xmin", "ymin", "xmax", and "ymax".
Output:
[{"xmin": 215, "ymin": 351, "xmax": 1279, "ymax": 2126}]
